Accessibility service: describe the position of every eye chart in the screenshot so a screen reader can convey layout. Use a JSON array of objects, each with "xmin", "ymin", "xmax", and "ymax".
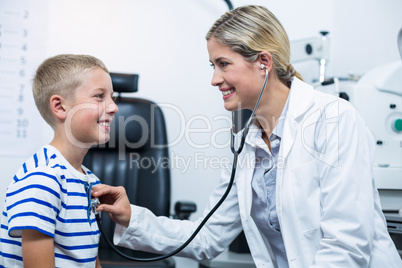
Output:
[{"xmin": 0, "ymin": 0, "xmax": 50, "ymax": 155}]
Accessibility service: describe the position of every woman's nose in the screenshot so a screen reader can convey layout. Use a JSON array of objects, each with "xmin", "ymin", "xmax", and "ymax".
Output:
[{"xmin": 211, "ymin": 70, "xmax": 223, "ymax": 87}]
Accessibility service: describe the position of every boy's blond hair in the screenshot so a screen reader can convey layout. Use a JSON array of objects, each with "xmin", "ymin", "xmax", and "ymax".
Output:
[{"xmin": 32, "ymin": 54, "xmax": 109, "ymax": 128}]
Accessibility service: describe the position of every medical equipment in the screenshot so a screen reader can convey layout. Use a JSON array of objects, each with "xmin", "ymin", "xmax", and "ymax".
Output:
[
  {"xmin": 93, "ymin": 64, "xmax": 269, "ymax": 262},
  {"xmin": 351, "ymin": 58, "xmax": 402, "ymax": 210},
  {"xmin": 290, "ymin": 31, "xmax": 330, "ymax": 83},
  {"xmin": 379, "ymin": 26, "xmax": 402, "ymax": 251},
  {"xmin": 314, "ymin": 27, "xmax": 402, "ymax": 211},
  {"xmin": 352, "ymin": 28, "xmax": 402, "ymax": 192},
  {"xmin": 385, "ymin": 213, "xmax": 402, "ymax": 257},
  {"xmin": 352, "ymin": 61, "xmax": 402, "ymax": 187}
]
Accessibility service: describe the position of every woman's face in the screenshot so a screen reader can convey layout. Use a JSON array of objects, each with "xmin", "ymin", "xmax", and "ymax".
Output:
[{"xmin": 207, "ymin": 37, "xmax": 264, "ymax": 111}]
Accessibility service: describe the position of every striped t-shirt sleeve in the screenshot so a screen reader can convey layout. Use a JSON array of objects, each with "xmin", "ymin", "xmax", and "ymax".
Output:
[{"xmin": 6, "ymin": 167, "xmax": 62, "ymax": 238}]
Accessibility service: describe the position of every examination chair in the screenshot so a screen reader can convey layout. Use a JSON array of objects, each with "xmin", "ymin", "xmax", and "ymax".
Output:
[{"xmin": 83, "ymin": 73, "xmax": 196, "ymax": 268}]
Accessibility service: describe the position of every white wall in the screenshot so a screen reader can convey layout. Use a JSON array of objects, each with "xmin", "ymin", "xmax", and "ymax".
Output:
[
  {"xmin": 331, "ymin": 0, "xmax": 402, "ymax": 77},
  {"xmin": 1, "ymin": 0, "xmax": 401, "ymax": 222},
  {"xmin": 44, "ymin": 0, "xmax": 233, "ymax": 220}
]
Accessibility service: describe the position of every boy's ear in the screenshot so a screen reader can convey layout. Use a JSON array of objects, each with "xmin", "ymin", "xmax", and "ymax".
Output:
[{"xmin": 50, "ymin": 95, "xmax": 68, "ymax": 120}]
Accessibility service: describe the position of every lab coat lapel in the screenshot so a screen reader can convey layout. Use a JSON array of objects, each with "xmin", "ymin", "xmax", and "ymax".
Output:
[
  {"xmin": 235, "ymin": 138, "xmax": 255, "ymax": 214},
  {"xmin": 280, "ymin": 78, "xmax": 315, "ymax": 160},
  {"xmin": 277, "ymin": 78, "xmax": 315, "ymax": 266},
  {"xmin": 235, "ymin": 141, "xmax": 276, "ymax": 267}
]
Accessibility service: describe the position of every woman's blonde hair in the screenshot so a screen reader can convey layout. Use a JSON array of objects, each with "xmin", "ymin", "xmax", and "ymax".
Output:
[
  {"xmin": 32, "ymin": 54, "xmax": 108, "ymax": 128},
  {"xmin": 206, "ymin": 5, "xmax": 303, "ymax": 86}
]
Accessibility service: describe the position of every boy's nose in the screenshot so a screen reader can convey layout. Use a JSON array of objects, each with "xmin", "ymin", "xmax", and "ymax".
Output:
[{"xmin": 107, "ymin": 102, "xmax": 118, "ymax": 114}]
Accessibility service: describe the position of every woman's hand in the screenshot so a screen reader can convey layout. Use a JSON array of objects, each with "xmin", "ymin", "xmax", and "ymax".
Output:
[{"xmin": 91, "ymin": 184, "xmax": 131, "ymax": 227}]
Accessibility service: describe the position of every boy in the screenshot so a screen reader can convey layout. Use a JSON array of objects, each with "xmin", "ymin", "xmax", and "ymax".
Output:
[{"xmin": 0, "ymin": 54, "xmax": 118, "ymax": 267}]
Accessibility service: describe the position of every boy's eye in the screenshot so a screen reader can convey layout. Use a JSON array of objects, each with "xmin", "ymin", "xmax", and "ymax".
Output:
[
  {"xmin": 209, "ymin": 63, "xmax": 215, "ymax": 69},
  {"xmin": 112, "ymin": 94, "xmax": 118, "ymax": 102},
  {"xmin": 95, "ymin": 94, "xmax": 104, "ymax": 99}
]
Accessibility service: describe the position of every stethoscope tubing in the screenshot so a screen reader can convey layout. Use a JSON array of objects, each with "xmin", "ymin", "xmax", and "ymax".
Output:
[
  {"xmin": 95, "ymin": 154, "xmax": 238, "ymax": 262},
  {"xmin": 95, "ymin": 67, "xmax": 269, "ymax": 262},
  {"xmin": 231, "ymin": 68, "xmax": 268, "ymax": 154}
]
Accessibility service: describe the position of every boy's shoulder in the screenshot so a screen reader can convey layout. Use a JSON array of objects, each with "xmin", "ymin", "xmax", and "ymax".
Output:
[{"xmin": 14, "ymin": 145, "xmax": 68, "ymax": 180}]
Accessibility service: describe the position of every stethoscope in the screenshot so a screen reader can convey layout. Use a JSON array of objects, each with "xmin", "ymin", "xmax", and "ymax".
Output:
[{"xmin": 93, "ymin": 64, "xmax": 269, "ymax": 262}]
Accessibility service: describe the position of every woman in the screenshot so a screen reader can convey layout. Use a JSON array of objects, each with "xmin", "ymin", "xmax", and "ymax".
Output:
[{"xmin": 92, "ymin": 5, "xmax": 401, "ymax": 267}]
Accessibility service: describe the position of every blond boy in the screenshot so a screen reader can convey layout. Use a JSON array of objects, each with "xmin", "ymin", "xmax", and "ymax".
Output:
[{"xmin": 0, "ymin": 54, "xmax": 118, "ymax": 267}]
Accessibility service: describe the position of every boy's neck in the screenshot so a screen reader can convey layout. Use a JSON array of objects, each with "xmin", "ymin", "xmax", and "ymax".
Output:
[{"xmin": 50, "ymin": 138, "xmax": 89, "ymax": 174}]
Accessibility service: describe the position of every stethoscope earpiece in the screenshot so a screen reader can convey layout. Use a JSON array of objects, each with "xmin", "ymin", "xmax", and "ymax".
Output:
[{"xmin": 231, "ymin": 66, "xmax": 269, "ymax": 154}]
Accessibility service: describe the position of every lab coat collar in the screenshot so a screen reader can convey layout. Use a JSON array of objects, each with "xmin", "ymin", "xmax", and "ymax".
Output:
[
  {"xmin": 234, "ymin": 77, "xmax": 315, "ymax": 214},
  {"xmin": 279, "ymin": 77, "xmax": 315, "ymax": 160},
  {"xmin": 245, "ymin": 95, "xmax": 290, "ymax": 147},
  {"xmin": 244, "ymin": 123, "xmax": 263, "ymax": 148},
  {"xmin": 233, "ymin": 77, "xmax": 314, "ymax": 155},
  {"xmin": 287, "ymin": 77, "xmax": 315, "ymax": 122},
  {"xmin": 242, "ymin": 78, "xmax": 313, "ymax": 147}
]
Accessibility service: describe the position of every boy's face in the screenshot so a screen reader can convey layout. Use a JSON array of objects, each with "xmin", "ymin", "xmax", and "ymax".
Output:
[{"xmin": 65, "ymin": 68, "xmax": 118, "ymax": 147}]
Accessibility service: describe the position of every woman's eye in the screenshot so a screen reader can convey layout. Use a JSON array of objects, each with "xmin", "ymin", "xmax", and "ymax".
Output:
[
  {"xmin": 95, "ymin": 94, "xmax": 103, "ymax": 99},
  {"xmin": 209, "ymin": 61, "xmax": 228, "ymax": 69},
  {"xmin": 219, "ymin": 62, "xmax": 228, "ymax": 67}
]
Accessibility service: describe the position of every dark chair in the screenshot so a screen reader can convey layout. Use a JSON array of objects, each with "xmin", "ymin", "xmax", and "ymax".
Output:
[{"xmin": 83, "ymin": 73, "xmax": 196, "ymax": 268}]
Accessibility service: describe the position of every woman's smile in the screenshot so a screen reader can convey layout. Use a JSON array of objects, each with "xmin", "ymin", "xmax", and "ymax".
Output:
[{"xmin": 220, "ymin": 87, "xmax": 236, "ymax": 100}]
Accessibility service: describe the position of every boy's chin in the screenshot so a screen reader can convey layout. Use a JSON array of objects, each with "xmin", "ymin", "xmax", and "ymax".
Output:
[
  {"xmin": 95, "ymin": 140, "xmax": 109, "ymax": 146},
  {"xmin": 95, "ymin": 136, "xmax": 111, "ymax": 146}
]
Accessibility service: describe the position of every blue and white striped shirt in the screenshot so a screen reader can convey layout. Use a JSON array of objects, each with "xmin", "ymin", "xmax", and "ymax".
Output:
[{"xmin": 0, "ymin": 145, "xmax": 100, "ymax": 267}]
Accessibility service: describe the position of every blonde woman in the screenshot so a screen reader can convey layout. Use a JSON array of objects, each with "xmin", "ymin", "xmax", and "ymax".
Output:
[{"xmin": 92, "ymin": 5, "xmax": 401, "ymax": 267}]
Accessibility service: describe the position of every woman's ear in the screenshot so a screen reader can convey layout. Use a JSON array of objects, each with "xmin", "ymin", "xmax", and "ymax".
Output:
[
  {"xmin": 258, "ymin": 51, "xmax": 273, "ymax": 72},
  {"xmin": 50, "ymin": 95, "xmax": 68, "ymax": 120}
]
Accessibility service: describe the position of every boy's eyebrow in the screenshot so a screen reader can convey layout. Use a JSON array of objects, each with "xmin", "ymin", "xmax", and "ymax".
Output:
[
  {"xmin": 93, "ymin": 87, "xmax": 109, "ymax": 92},
  {"xmin": 92, "ymin": 87, "xmax": 115, "ymax": 95}
]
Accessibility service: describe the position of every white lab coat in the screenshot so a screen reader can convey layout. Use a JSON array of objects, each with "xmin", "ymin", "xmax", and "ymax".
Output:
[{"xmin": 114, "ymin": 78, "xmax": 402, "ymax": 267}]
